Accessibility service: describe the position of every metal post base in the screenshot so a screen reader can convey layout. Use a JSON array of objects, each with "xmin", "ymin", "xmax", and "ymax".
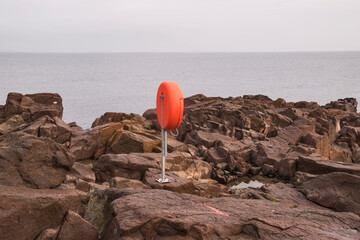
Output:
[{"xmin": 156, "ymin": 178, "xmax": 170, "ymax": 183}]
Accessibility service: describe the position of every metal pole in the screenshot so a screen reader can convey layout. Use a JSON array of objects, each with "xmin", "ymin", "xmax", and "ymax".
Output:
[{"xmin": 157, "ymin": 93, "xmax": 170, "ymax": 183}]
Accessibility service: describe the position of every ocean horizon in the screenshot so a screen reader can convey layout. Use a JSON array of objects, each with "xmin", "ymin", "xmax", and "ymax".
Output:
[{"xmin": 1, "ymin": 51, "xmax": 359, "ymax": 128}]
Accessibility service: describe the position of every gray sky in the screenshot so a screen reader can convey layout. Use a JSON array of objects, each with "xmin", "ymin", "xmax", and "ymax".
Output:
[{"xmin": 1, "ymin": 0, "xmax": 359, "ymax": 52}]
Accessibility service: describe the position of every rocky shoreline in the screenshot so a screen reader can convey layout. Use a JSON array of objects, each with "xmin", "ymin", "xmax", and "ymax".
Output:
[{"xmin": 0, "ymin": 92, "xmax": 360, "ymax": 240}]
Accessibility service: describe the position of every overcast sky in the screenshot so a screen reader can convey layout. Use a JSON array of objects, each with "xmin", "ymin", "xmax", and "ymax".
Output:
[{"xmin": 0, "ymin": 0, "xmax": 359, "ymax": 52}]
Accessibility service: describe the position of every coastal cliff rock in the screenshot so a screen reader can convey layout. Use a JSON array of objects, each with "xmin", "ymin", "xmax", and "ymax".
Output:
[
  {"xmin": 143, "ymin": 95, "xmax": 360, "ymax": 184},
  {"xmin": 1, "ymin": 92, "xmax": 360, "ymax": 239}
]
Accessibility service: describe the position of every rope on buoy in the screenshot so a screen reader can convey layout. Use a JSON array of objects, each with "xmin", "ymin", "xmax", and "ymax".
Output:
[{"xmin": 170, "ymin": 128, "xmax": 179, "ymax": 137}]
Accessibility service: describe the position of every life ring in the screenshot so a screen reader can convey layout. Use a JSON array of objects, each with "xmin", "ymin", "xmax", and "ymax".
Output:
[{"xmin": 156, "ymin": 81, "xmax": 184, "ymax": 130}]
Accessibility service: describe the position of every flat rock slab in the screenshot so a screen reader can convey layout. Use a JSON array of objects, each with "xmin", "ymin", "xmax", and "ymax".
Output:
[
  {"xmin": 301, "ymin": 172, "xmax": 360, "ymax": 216},
  {"xmin": 94, "ymin": 153, "xmax": 159, "ymax": 182},
  {"xmin": 102, "ymin": 189, "xmax": 360, "ymax": 240},
  {"xmin": 298, "ymin": 156, "xmax": 360, "ymax": 175},
  {"xmin": 143, "ymin": 168, "xmax": 196, "ymax": 194},
  {"xmin": 143, "ymin": 168, "xmax": 226, "ymax": 198},
  {"xmin": 0, "ymin": 185, "xmax": 88, "ymax": 240}
]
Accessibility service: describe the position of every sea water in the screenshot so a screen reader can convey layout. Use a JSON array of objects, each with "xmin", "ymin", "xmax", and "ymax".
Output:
[{"xmin": 0, "ymin": 52, "xmax": 359, "ymax": 128}]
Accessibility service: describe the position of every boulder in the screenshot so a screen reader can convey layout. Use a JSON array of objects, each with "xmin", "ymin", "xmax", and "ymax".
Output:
[
  {"xmin": 184, "ymin": 130, "xmax": 220, "ymax": 148},
  {"xmin": 0, "ymin": 185, "xmax": 88, "ymax": 240},
  {"xmin": 0, "ymin": 132, "xmax": 75, "ymax": 189},
  {"xmin": 268, "ymin": 112, "xmax": 293, "ymax": 128},
  {"xmin": 329, "ymin": 144, "xmax": 352, "ymax": 163},
  {"xmin": 93, "ymin": 153, "xmax": 159, "ymax": 182},
  {"xmin": 21, "ymin": 116, "xmax": 74, "ymax": 143},
  {"xmin": 92, "ymin": 112, "xmax": 144, "ymax": 128},
  {"xmin": 274, "ymin": 117, "xmax": 315, "ymax": 145},
  {"xmin": 69, "ymin": 162, "xmax": 96, "ymax": 182},
  {"xmin": 323, "ymin": 98, "xmax": 358, "ymax": 113},
  {"xmin": 205, "ymin": 146, "xmax": 229, "ymax": 164},
  {"xmin": 101, "ymin": 188, "xmax": 360, "ymax": 240},
  {"xmin": 110, "ymin": 177, "xmax": 151, "ymax": 190},
  {"xmin": 301, "ymin": 172, "xmax": 360, "ymax": 215},
  {"xmin": 276, "ymin": 159, "xmax": 297, "ymax": 179},
  {"xmin": 106, "ymin": 130, "xmax": 161, "ymax": 154},
  {"xmin": 252, "ymin": 139, "xmax": 289, "ymax": 166},
  {"xmin": 279, "ymin": 108, "xmax": 303, "ymax": 120},
  {"xmin": 293, "ymin": 101, "xmax": 320, "ymax": 109},
  {"xmin": 0, "ymin": 114, "xmax": 25, "ymax": 135},
  {"xmin": 69, "ymin": 122, "xmax": 122, "ymax": 160},
  {"xmin": 300, "ymin": 133, "xmax": 330, "ymax": 158},
  {"xmin": 57, "ymin": 210, "xmax": 99, "ymax": 240},
  {"xmin": 4, "ymin": 92, "xmax": 63, "ymax": 122}
]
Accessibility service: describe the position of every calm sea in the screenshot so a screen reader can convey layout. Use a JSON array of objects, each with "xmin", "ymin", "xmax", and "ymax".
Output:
[{"xmin": 0, "ymin": 52, "xmax": 359, "ymax": 128}]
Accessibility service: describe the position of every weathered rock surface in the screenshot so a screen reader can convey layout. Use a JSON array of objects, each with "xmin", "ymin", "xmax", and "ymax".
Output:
[
  {"xmin": 35, "ymin": 226, "xmax": 60, "ymax": 240},
  {"xmin": 143, "ymin": 168, "xmax": 226, "ymax": 197},
  {"xmin": 69, "ymin": 123, "xmax": 123, "ymax": 160},
  {"xmin": 21, "ymin": 115, "xmax": 74, "ymax": 144},
  {"xmin": 0, "ymin": 185, "xmax": 88, "ymax": 240},
  {"xmin": 93, "ymin": 153, "xmax": 160, "ymax": 182},
  {"xmin": 106, "ymin": 130, "xmax": 161, "ymax": 154},
  {"xmin": 101, "ymin": 188, "xmax": 360, "ymax": 240},
  {"xmin": 301, "ymin": 172, "xmax": 360, "ymax": 216},
  {"xmin": 2, "ymin": 92, "xmax": 360, "ymax": 239},
  {"xmin": 0, "ymin": 114, "xmax": 25, "ymax": 135},
  {"xmin": 69, "ymin": 162, "xmax": 96, "ymax": 182},
  {"xmin": 57, "ymin": 210, "xmax": 99, "ymax": 240},
  {"xmin": 323, "ymin": 98, "xmax": 358, "ymax": 113},
  {"xmin": 0, "ymin": 132, "xmax": 75, "ymax": 188},
  {"xmin": 110, "ymin": 176, "xmax": 151, "ymax": 190},
  {"xmin": 297, "ymin": 156, "xmax": 360, "ymax": 175},
  {"xmin": 4, "ymin": 92, "xmax": 63, "ymax": 122},
  {"xmin": 92, "ymin": 112, "xmax": 145, "ymax": 128}
]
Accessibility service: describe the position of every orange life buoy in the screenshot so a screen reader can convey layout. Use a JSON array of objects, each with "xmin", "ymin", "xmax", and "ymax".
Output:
[{"xmin": 156, "ymin": 81, "xmax": 184, "ymax": 130}]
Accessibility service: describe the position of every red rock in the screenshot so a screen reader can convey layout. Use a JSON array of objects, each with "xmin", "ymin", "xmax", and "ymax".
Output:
[
  {"xmin": 35, "ymin": 226, "xmax": 60, "ymax": 240},
  {"xmin": 279, "ymin": 108, "xmax": 303, "ymax": 120},
  {"xmin": 323, "ymin": 98, "xmax": 358, "ymax": 113},
  {"xmin": 276, "ymin": 159, "xmax": 297, "ymax": 179},
  {"xmin": 93, "ymin": 153, "xmax": 160, "ymax": 182},
  {"xmin": 0, "ymin": 114, "xmax": 25, "ymax": 135},
  {"xmin": 21, "ymin": 116, "xmax": 73, "ymax": 143},
  {"xmin": 0, "ymin": 185, "xmax": 88, "ymax": 240},
  {"xmin": 300, "ymin": 133, "xmax": 330, "ymax": 158},
  {"xmin": 4, "ymin": 92, "xmax": 63, "ymax": 122},
  {"xmin": 70, "ymin": 162, "xmax": 96, "ymax": 182},
  {"xmin": 107, "ymin": 130, "xmax": 161, "ymax": 154},
  {"xmin": 301, "ymin": 172, "xmax": 360, "ymax": 215},
  {"xmin": 101, "ymin": 188, "xmax": 360, "ymax": 240},
  {"xmin": 293, "ymin": 101, "xmax": 320, "ymax": 109},
  {"xmin": 205, "ymin": 146, "xmax": 229, "ymax": 164},
  {"xmin": 110, "ymin": 177, "xmax": 151, "ymax": 189},
  {"xmin": 69, "ymin": 122, "xmax": 122, "ymax": 160},
  {"xmin": 57, "ymin": 210, "xmax": 98, "ymax": 240},
  {"xmin": 92, "ymin": 112, "xmax": 144, "ymax": 127},
  {"xmin": 0, "ymin": 132, "xmax": 75, "ymax": 189},
  {"xmin": 297, "ymin": 156, "xmax": 360, "ymax": 175}
]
